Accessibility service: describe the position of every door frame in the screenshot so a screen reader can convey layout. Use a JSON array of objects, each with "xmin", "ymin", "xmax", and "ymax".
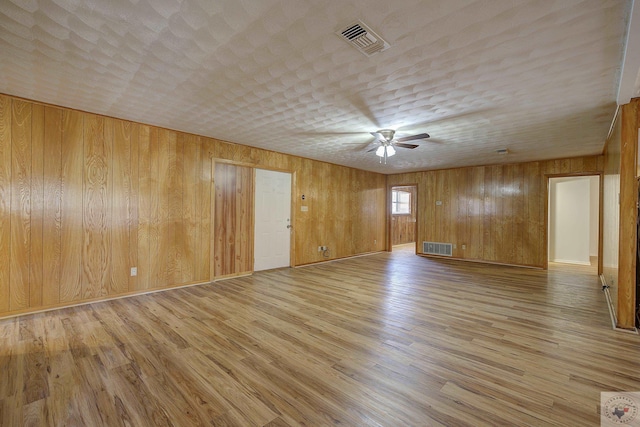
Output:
[
  {"xmin": 545, "ymin": 172, "xmax": 603, "ymax": 274},
  {"xmin": 387, "ymin": 183, "xmax": 419, "ymax": 253},
  {"xmin": 212, "ymin": 159, "xmax": 297, "ymax": 274}
]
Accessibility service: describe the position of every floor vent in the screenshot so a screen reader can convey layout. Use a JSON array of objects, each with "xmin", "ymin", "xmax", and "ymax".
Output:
[
  {"xmin": 337, "ymin": 20, "xmax": 390, "ymax": 57},
  {"xmin": 422, "ymin": 242, "xmax": 453, "ymax": 256}
]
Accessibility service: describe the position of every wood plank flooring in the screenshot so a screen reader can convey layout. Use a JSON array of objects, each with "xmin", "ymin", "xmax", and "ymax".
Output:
[{"xmin": 1, "ymin": 250, "xmax": 639, "ymax": 426}]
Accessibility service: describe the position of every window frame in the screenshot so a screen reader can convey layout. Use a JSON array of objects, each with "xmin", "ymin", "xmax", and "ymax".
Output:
[{"xmin": 391, "ymin": 189, "xmax": 412, "ymax": 215}]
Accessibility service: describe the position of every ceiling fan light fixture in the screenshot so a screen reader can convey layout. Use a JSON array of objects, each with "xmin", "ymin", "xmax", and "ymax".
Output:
[
  {"xmin": 386, "ymin": 145, "xmax": 396, "ymax": 156},
  {"xmin": 375, "ymin": 146, "xmax": 385, "ymax": 157}
]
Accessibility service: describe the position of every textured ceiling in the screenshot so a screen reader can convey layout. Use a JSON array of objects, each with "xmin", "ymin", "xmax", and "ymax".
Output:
[{"xmin": 0, "ymin": 0, "xmax": 633, "ymax": 173}]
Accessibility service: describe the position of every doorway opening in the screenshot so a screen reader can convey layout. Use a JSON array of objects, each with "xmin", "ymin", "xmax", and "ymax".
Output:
[
  {"xmin": 390, "ymin": 185, "xmax": 417, "ymax": 253},
  {"xmin": 548, "ymin": 175, "xmax": 600, "ymax": 274}
]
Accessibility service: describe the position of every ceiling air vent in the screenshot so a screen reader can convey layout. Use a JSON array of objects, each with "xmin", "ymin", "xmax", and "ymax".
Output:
[{"xmin": 337, "ymin": 20, "xmax": 390, "ymax": 57}]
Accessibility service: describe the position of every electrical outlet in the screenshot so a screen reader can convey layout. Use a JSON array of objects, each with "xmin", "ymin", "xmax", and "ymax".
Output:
[
  {"xmin": 453, "ymin": 244, "xmax": 457, "ymax": 249},
  {"xmin": 374, "ymin": 239, "xmax": 377, "ymax": 245},
  {"xmin": 462, "ymin": 244, "xmax": 466, "ymax": 249},
  {"xmin": 130, "ymin": 267, "xmax": 137, "ymax": 276},
  {"xmin": 318, "ymin": 246, "xmax": 322, "ymax": 252}
]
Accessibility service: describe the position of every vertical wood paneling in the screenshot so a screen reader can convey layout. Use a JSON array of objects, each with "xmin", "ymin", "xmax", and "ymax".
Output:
[
  {"xmin": 137, "ymin": 125, "xmax": 151, "ymax": 290},
  {"xmin": 198, "ymin": 139, "xmax": 211, "ymax": 282},
  {"xmin": 29, "ymin": 104, "xmax": 44, "ymax": 307},
  {"xmin": 82, "ymin": 114, "xmax": 110, "ymax": 299},
  {"xmin": 468, "ymin": 167, "xmax": 483, "ymax": 260},
  {"xmin": 389, "ymin": 155, "xmax": 602, "ymax": 268},
  {"xmin": 167, "ymin": 132, "xmax": 184, "ymax": 285},
  {"xmin": 10, "ymin": 99, "xmax": 32, "ymax": 310},
  {"xmin": 60, "ymin": 110, "xmax": 85, "ymax": 302},
  {"xmin": 174, "ymin": 132, "xmax": 185, "ymax": 284},
  {"xmin": 148, "ymin": 127, "xmax": 160, "ymax": 288},
  {"xmin": 0, "ymin": 95, "xmax": 386, "ymax": 317},
  {"xmin": 0, "ymin": 95, "xmax": 11, "ymax": 313},
  {"xmin": 42, "ymin": 106, "xmax": 62, "ymax": 306},
  {"xmin": 617, "ymin": 100, "xmax": 638, "ymax": 329},
  {"xmin": 157, "ymin": 129, "xmax": 175, "ymax": 287},
  {"xmin": 213, "ymin": 163, "xmax": 255, "ymax": 277},
  {"xmin": 128, "ymin": 123, "xmax": 139, "ymax": 292},
  {"xmin": 181, "ymin": 133, "xmax": 197, "ymax": 284},
  {"xmin": 111, "ymin": 119, "xmax": 130, "ymax": 295}
]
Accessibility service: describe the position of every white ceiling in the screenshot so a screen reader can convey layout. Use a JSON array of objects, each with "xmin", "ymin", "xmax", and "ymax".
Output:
[{"xmin": 0, "ymin": 0, "xmax": 635, "ymax": 173}]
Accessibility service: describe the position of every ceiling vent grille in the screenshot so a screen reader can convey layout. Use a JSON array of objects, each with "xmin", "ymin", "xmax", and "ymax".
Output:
[
  {"xmin": 337, "ymin": 20, "xmax": 390, "ymax": 57},
  {"xmin": 422, "ymin": 242, "xmax": 453, "ymax": 257}
]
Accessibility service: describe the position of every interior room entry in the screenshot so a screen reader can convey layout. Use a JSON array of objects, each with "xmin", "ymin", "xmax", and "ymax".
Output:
[
  {"xmin": 254, "ymin": 169, "xmax": 292, "ymax": 271},
  {"xmin": 390, "ymin": 185, "xmax": 417, "ymax": 251},
  {"xmin": 548, "ymin": 176, "xmax": 599, "ymax": 266}
]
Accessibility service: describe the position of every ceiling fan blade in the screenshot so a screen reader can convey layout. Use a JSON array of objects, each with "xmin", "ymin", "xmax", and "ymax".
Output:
[
  {"xmin": 370, "ymin": 131, "xmax": 386, "ymax": 141},
  {"xmin": 394, "ymin": 143, "xmax": 419, "ymax": 149},
  {"xmin": 395, "ymin": 133, "xmax": 430, "ymax": 143},
  {"xmin": 366, "ymin": 145, "xmax": 381, "ymax": 152}
]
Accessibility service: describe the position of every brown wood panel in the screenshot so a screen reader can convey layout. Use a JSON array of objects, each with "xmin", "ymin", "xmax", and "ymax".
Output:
[
  {"xmin": 42, "ymin": 106, "xmax": 63, "ymax": 306},
  {"xmin": 213, "ymin": 163, "xmax": 253, "ymax": 277},
  {"xmin": 128, "ymin": 123, "xmax": 139, "ymax": 292},
  {"xmin": 617, "ymin": 100, "xmax": 638, "ymax": 329},
  {"xmin": 148, "ymin": 127, "xmax": 160, "ymax": 288},
  {"xmin": 111, "ymin": 119, "xmax": 131, "ymax": 295},
  {"xmin": 60, "ymin": 109, "xmax": 84, "ymax": 302},
  {"xmin": 0, "ymin": 95, "xmax": 10, "ymax": 313},
  {"xmin": 180, "ymin": 133, "xmax": 197, "ymax": 284},
  {"xmin": 82, "ymin": 114, "xmax": 110, "ymax": 299},
  {"xmin": 29, "ymin": 104, "xmax": 44, "ymax": 307},
  {"xmin": 157, "ymin": 129, "xmax": 174, "ymax": 288},
  {"xmin": 468, "ymin": 167, "xmax": 484, "ymax": 260},
  {"xmin": 197, "ymin": 138, "xmax": 211, "ymax": 282},
  {"xmin": 10, "ymin": 99, "xmax": 32, "ymax": 310},
  {"xmin": 137, "ymin": 125, "xmax": 151, "ymax": 291}
]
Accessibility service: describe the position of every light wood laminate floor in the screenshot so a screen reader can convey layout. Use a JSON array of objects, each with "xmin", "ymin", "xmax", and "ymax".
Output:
[{"xmin": 1, "ymin": 250, "xmax": 639, "ymax": 426}]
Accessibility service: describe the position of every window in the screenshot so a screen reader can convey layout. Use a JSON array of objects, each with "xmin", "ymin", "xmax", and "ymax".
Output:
[{"xmin": 392, "ymin": 189, "xmax": 411, "ymax": 214}]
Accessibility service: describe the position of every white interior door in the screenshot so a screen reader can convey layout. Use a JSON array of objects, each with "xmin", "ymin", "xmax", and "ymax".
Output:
[{"xmin": 254, "ymin": 169, "xmax": 292, "ymax": 271}]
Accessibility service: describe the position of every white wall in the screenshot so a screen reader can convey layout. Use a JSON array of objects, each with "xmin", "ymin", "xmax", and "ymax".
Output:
[{"xmin": 549, "ymin": 177, "xmax": 596, "ymax": 265}]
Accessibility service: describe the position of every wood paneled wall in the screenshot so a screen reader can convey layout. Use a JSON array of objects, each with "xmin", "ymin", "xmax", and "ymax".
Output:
[
  {"xmin": 294, "ymin": 160, "xmax": 387, "ymax": 264},
  {"xmin": 616, "ymin": 100, "xmax": 639, "ymax": 329},
  {"xmin": 388, "ymin": 156, "xmax": 603, "ymax": 268},
  {"xmin": 0, "ymin": 94, "xmax": 387, "ymax": 318},
  {"xmin": 214, "ymin": 163, "xmax": 254, "ymax": 277}
]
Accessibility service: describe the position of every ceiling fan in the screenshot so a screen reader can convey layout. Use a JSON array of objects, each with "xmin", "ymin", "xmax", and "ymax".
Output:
[{"xmin": 368, "ymin": 129, "xmax": 430, "ymax": 163}]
